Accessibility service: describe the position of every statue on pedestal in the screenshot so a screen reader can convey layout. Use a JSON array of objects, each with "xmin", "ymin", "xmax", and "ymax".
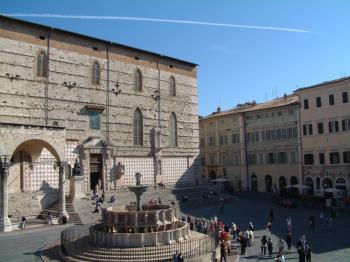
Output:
[{"xmin": 72, "ymin": 159, "xmax": 81, "ymax": 176}]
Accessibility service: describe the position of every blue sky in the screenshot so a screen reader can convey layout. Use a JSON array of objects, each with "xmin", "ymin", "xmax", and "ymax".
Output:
[{"xmin": 2, "ymin": 0, "xmax": 350, "ymax": 116}]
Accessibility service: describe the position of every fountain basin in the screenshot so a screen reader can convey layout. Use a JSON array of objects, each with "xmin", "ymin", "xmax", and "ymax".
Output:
[
  {"xmin": 101, "ymin": 204, "xmax": 178, "ymax": 229},
  {"xmin": 89, "ymin": 220, "xmax": 189, "ymax": 247}
]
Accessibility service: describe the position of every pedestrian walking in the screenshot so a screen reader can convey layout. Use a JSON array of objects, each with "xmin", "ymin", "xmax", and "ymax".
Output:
[
  {"xmin": 248, "ymin": 221, "xmax": 254, "ymax": 231},
  {"xmin": 300, "ymin": 233, "xmax": 306, "ymax": 248},
  {"xmin": 305, "ymin": 244, "xmax": 312, "ymax": 262},
  {"xmin": 261, "ymin": 235, "xmax": 267, "ymax": 255},
  {"xmin": 47, "ymin": 212, "xmax": 52, "ymax": 226},
  {"xmin": 267, "ymin": 221, "xmax": 272, "ymax": 234},
  {"xmin": 20, "ymin": 216, "xmax": 26, "ymax": 230},
  {"xmin": 287, "ymin": 216, "xmax": 292, "ymax": 233},
  {"xmin": 276, "ymin": 237, "xmax": 285, "ymax": 254},
  {"xmin": 240, "ymin": 234, "xmax": 248, "ymax": 255},
  {"xmin": 220, "ymin": 241, "xmax": 228, "ymax": 262},
  {"xmin": 231, "ymin": 222, "xmax": 237, "ymax": 240},
  {"xmin": 247, "ymin": 229, "xmax": 254, "ymax": 246},
  {"xmin": 286, "ymin": 232, "xmax": 292, "ymax": 251},
  {"xmin": 267, "ymin": 237, "xmax": 273, "ymax": 256},
  {"xmin": 297, "ymin": 239, "xmax": 305, "ymax": 262},
  {"xmin": 219, "ymin": 197, "xmax": 224, "ymax": 213}
]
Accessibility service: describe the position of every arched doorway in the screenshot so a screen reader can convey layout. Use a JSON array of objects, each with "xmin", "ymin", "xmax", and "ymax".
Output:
[
  {"xmin": 265, "ymin": 175, "xmax": 272, "ymax": 192},
  {"xmin": 316, "ymin": 177, "xmax": 321, "ymax": 190},
  {"xmin": 9, "ymin": 150, "xmax": 32, "ymax": 193},
  {"xmin": 323, "ymin": 178, "xmax": 333, "ymax": 189},
  {"xmin": 290, "ymin": 176, "xmax": 298, "ymax": 193},
  {"xmin": 209, "ymin": 170, "xmax": 217, "ymax": 180},
  {"xmin": 279, "ymin": 176, "xmax": 287, "ymax": 193},
  {"xmin": 304, "ymin": 177, "xmax": 314, "ymax": 195},
  {"xmin": 335, "ymin": 177, "xmax": 346, "ymax": 195},
  {"xmin": 323, "ymin": 178, "xmax": 333, "ymax": 198},
  {"xmin": 251, "ymin": 174, "xmax": 258, "ymax": 192}
]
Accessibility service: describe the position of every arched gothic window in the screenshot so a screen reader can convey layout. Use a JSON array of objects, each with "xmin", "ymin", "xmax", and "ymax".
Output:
[
  {"xmin": 37, "ymin": 51, "xmax": 48, "ymax": 77},
  {"xmin": 169, "ymin": 76, "xmax": 176, "ymax": 96},
  {"xmin": 169, "ymin": 112, "xmax": 177, "ymax": 146},
  {"xmin": 135, "ymin": 69, "xmax": 142, "ymax": 91},
  {"xmin": 133, "ymin": 108, "xmax": 143, "ymax": 145},
  {"xmin": 92, "ymin": 61, "xmax": 100, "ymax": 85}
]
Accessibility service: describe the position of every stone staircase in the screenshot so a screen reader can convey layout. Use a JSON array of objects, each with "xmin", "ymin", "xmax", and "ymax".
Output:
[
  {"xmin": 39, "ymin": 196, "xmax": 83, "ymax": 225},
  {"xmin": 61, "ymin": 231, "xmax": 214, "ymax": 262}
]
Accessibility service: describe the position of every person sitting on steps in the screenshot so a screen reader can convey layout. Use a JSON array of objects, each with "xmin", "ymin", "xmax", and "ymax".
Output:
[{"xmin": 158, "ymin": 181, "xmax": 166, "ymax": 189}]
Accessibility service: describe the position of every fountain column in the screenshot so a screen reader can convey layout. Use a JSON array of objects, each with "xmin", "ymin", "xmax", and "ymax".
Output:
[{"xmin": 128, "ymin": 173, "xmax": 148, "ymax": 212}]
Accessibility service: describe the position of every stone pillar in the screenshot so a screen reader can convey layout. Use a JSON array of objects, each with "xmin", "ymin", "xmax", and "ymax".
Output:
[
  {"xmin": 0, "ymin": 167, "xmax": 12, "ymax": 232},
  {"xmin": 58, "ymin": 161, "xmax": 69, "ymax": 223}
]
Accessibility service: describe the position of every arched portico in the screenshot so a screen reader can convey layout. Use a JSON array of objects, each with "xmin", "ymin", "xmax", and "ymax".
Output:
[
  {"xmin": 0, "ymin": 123, "xmax": 67, "ymax": 232},
  {"xmin": 10, "ymin": 139, "xmax": 62, "ymax": 192}
]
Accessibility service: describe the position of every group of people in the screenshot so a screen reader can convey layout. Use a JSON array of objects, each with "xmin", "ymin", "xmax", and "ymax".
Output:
[
  {"xmin": 181, "ymin": 215, "xmax": 209, "ymax": 234},
  {"xmin": 148, "ymin": 197, "xmax": 162, "ymax": 205},
  {"xmin": 19, "ymin": 211, "xmax": 53, "ymax": 230},
  {"xmin": 208, "ymin": 208, "xmax": 315, "ymax": 262},
  {"xmin": 172, "ymin": 250, "xmax": 184, "ymax": 262}
]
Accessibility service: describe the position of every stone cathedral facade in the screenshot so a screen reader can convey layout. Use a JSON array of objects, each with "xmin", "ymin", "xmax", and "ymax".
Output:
[{"xmin": 0, "ymin": 16, "xmax": 200, "ymax": 218}]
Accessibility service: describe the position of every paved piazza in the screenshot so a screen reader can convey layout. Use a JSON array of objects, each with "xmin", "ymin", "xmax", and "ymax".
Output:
[
  {"xmin": 0, "ymin": 193, "xmax": 349, "ymax": 261},
  {"xmin": 186, "ymin": 193, "xmax": 350, "ymax": 262}
]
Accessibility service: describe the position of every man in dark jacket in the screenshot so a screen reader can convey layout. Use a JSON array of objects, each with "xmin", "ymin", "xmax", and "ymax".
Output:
[
  {"xmin": 305, "ymin": 244, "xmax": 312, "ymax": 262},
  {"xmin": 240, "ymin": 234, "xmax": 248, "ymax": 255},
  {"xmin": 286, "ymin": 233, "xmax": 292, "ymax": 251}
]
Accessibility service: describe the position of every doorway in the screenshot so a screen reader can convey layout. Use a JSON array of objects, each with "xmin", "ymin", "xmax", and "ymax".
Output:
[
  {"xmin": 90, "ymin": 154, "xmax": 103, "ymax": 190},
  {"xmin": 265, "ymin": 175, "xmax": 273, "ymax": 192},
  {"xmin": 251, "ymin": 174, "xmax": 258, "ymax": 192}
]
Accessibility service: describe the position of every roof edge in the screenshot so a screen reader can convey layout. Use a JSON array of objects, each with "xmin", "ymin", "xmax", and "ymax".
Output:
[
  {"xmin": 294, "ymin": 76, "xmax": 350, "ymax": 93},
  {"xmin": 0, "ymin": 15, "xmax": 198, "ymax": 67}
]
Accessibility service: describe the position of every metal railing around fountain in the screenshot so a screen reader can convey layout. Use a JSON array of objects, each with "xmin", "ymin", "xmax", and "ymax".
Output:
[{"xmin": 61, "ymin": 225, "xmax": 216, "ymax": 261}]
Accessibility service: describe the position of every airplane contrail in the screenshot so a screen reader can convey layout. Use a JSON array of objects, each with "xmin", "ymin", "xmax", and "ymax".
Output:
[{"xmin": 2, "ymin": 13, "xmax": 310, "ymax": 33}]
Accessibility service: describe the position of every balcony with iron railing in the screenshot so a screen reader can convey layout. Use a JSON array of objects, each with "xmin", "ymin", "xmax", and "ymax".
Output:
[{"xmin": 303, "ymin": 164, "xmax": 350, "ymax": 176}]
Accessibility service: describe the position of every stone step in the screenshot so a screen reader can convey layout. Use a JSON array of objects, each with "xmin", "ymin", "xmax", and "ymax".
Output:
[
  {"xmin": 39, "ymin": 198, "xmax": 83, "ymax": 225},
  {"xmin": 70, "ymin": 253, "xmax": 173, "ymax": 262},
  {"xmin": 76, "ymin": 245, "xmax": 197, "ymax": 256}
]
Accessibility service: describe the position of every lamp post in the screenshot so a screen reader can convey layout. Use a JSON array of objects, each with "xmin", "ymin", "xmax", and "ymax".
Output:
[{"xmin": 0, "ymin": 155, "xmax": 13, "ymax": 232}]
